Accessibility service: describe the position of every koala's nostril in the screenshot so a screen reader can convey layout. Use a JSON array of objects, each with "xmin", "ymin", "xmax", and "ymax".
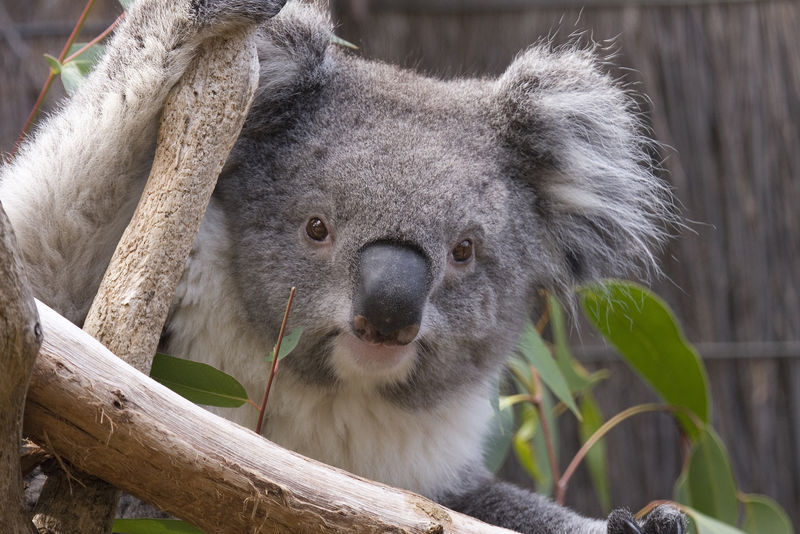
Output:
[{"xmin": 353, "ymin": 315, "xmax": 420, "ymax": 346}]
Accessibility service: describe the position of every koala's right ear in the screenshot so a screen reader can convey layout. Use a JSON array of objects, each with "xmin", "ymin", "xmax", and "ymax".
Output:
[
  {"xmin": 490, "ymin": 45, "xmax": 673, "ymax": 293},
  {"xmin": 242, "ymin": 2, "xmax": 332, "ymax": 135}
]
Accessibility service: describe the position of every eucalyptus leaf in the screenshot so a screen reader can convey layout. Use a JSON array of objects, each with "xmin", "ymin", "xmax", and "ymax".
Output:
[
  {"xmin": 112, "ymin": 518, "xmax": 205, "ymax": 533},
  {"xmin": 674, "ymin": 466, "xmax": 691, "ymax": 506},
  {"xmin": 687, "ymin": 427, "xmax": 739, "ymax": 525},
  {"xmin": 150, "ymin": 353, "xmax": 250, "ymax": 408},
  {"xmin": 59, "ymin": 43, "xmax": 106, "ymax": 95},
  {"xmin": 549, "ymin": 295, "xmax": 594, "ymax": 393},
  {"xmin": 276, "ymin": 327, "xmax": 302, "ymax": 360},
  {"xmin": 578, "ymin": 393, "xmax": 611, "ymax": 513},
  {"xmin": 512, "ymin": 404, "xmax": 545, "ymax": 486},
  {"xmin": 530, "ymin": 386, "xmax": 557, "ymax": 496},
  {"xmin": 581, "ymin": 280, "xmax": 710, "ymax": 438},
  {"xmin": 60, "ymin": 62, "xmax": 88, "ymax": 96},
  {"xmin": 66, "ymin": 42, "xmax": 106, "ymax": 67},
  {"xmin": 484, "ymin": 381, "xmax": 515, "ymax": 473},
  {"xmin": 516, "ymin": 322, "xmax": 580, "ymax": 419},
  {"xmin": 682, "ymin": 506, "xmax": 750, "ymax": 534},
  {"xmin": 43, "ymin": 54, "xmax": 61, "ymax": 75},
  {"xmin": 741, "ymin": 493, "xmax": 794, "ymax": 534}
]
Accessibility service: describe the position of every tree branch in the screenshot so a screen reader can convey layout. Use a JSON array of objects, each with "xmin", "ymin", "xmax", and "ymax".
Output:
[
  {"xmin": 0, "ymin": 201, "xmax": 42, "ymax": 534},
  {"xmin": 24, "ymin": 300, "xmax": 517, "ymax": 534}
]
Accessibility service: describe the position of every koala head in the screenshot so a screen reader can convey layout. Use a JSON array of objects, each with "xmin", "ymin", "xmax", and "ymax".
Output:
[{"xmin": 213, "ymin": 3, "xmax": 671, "ymax": 407}]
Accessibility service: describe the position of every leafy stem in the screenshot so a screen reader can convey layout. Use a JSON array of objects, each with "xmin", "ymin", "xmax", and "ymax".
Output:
[
  {"xmin": 11, "ymin": 1, "xmax": 123, "ymax": 158},
  {"xmin": 529, "ymin": 366, "xmax": 561, "ymax": 496}
]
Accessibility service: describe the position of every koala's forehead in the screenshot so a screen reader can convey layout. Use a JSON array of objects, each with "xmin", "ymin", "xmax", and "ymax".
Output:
[{"xmin": 284, "ymin": 57, "xmax": 515, "ymax": 219}]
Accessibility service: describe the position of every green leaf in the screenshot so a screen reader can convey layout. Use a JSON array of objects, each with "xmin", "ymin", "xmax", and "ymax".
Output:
[
  {"xmin": 674, "ymin": 466, "xmax": 691, "ymax": 506},
  {"xmin": 150, "ymin": 353, "xmax": 249, "ymax": 408},
  {"xmin": 512, "ymin": 404, "xmax": 545, "ymax": 487},
  {"xmin": 578, "ymin": 393, "xmax": 611, "ymax": 513},
  {"xmin": 118, "ymin": 0, "xmax": 136, "ymax": 9},
  {"xmin": 112, "ymin": 519, "xmax": 205, "ymax": 533},
  {"xmin": 549, "ymin": 295, "xmax": 595, "ymax": 394},
  {"xmin": 516, "ymin": 322, "xmax": 580, "ymax": 419},
  {"xmin": 682, "ymin": 506, "xmax": 750, "ymax": 534},
  {"xmin": 44, "ymin": 54, "xmax": 61, "ymax": 75},
  {"xmin": 484, "ymin": 383, "xmax": 515, "ymax": 473},
  {"xmin": 741, "ymin": 494, "xmax": 794, "ymax": 534},
  {"xmin": 530, "ymin": 386, "xmax": 557, "ymax": 496},
  {"xmin": 687, "ymin": 427, "xmax": 739, "ymax": 525},
  {"xmin": 59, "ymin": 43, "xmax": 106, "ymax": 95},
  {"xmin": 66, "ymin": 42, "xmax": 106, "ymax": 67},
  {"xmin": 276, "ymin": 327, "xmax": 302, "ymax": 360},
  {"xmin": 581, "ymin": 280, "xmax": 710, "ymax": 438}
]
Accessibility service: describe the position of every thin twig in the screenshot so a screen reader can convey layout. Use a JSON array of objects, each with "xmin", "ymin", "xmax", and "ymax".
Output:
[
  {"xmin": 635, "ymin": 499, "xmax": 674, "ymax": 520},
  {"xmin": 63, "ymin": 13, "xmax": 124, "ymax": 64},
  {"xmin": 529, "ymin": 367, "xmax": 561, "ymax": 498},
  {"xmin": 555, "ymin": 403, "xmax": 701, "ymax": 505},
  {"xmin": 535, "ymin": 293, "xmax": 551, "ymax": 335},
  {"xmin": 255, "ymin": 287, "xmax": 296, "ymax": 435},
  {"xmin": 11, "ymin": 0, "xmax": 105, "ymax": 157}
]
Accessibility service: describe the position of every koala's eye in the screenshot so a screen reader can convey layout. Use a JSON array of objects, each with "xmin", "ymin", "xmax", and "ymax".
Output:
[
  {"xmin": 451, "ymin": 239, "xmax": 473, "ymax": 263},
  {"xmin": 305, "ymin": 217, "xmax": 329, "ymax": 241}
]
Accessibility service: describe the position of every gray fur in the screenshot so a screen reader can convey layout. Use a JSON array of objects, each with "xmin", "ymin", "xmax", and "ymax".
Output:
[{"xmin": 2, "ymin": 0, "xmax": 682, "ymax": 532}]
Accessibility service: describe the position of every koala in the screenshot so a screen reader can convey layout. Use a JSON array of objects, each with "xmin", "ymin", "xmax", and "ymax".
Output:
[{"xmin": 1, "ymin": 0, "xmax": 683, "ymax": 533}]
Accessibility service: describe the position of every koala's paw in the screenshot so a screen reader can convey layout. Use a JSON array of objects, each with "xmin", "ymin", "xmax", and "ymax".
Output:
[
  {"xmin": 189, "ymin": 0, "xmax": 288, "ymax": 29},
  {"xmin": 607, "ymin": 506, "xmax": 685, "ymax": 534}
]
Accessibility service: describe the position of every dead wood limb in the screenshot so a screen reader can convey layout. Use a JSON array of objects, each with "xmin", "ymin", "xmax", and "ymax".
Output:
[
  {"xmin": 0, "ymin": 201, "xmax": 42, "ymax": 534},
  {"xmin": 24, "ymin": 300, "xmax": 517, "ymax": 534},
  {"xmin": 31, "ymin": 29, "xmax": 261, "ymax": 534}
]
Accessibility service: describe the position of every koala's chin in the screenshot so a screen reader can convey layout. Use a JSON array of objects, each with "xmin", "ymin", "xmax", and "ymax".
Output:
[{"xmin": 329, "ymin": 332, "xmax": 419, "ymax": 385}]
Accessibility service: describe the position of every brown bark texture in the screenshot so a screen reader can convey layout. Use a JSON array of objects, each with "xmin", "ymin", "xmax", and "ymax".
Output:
[
  {"xmin": 0, "ymin": 200, "xmax": 42, "ymax": 534},
  {"xmin": 24, "ymin": 300, "xmax": 518, "ymax": 534},
  {"xmin": 31, "ymin": 29, "xmax": 261, "ymax": 534}
]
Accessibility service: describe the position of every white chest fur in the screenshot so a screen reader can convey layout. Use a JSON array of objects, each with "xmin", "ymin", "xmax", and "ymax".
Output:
[{"xmin": 166, "ymin": 203, "xmax": 493, "ymax": 499}]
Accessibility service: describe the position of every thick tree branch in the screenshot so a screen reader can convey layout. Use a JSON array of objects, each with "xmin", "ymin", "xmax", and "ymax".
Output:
[
  {"xmin": 24, "ymin": 300, "xmax": 517, "ymax": 534},
  {"xmin": 0, "ymin": 201, "xmax": 42, "ymax": 534},
  {"xmin": 32, "ymin": 28, "xmax": 261, "ymax": 533}
]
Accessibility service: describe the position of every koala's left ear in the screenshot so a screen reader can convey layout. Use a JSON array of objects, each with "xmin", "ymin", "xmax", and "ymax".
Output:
[{"xmin": 490, "ymin": 45, "xmax": 673, "ymax": 291}]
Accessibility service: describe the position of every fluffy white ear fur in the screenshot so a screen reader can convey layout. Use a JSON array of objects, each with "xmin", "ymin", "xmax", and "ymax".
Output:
[{"xmin": 494, "ymin": 45, "xmax": 673, "ymax": 290}]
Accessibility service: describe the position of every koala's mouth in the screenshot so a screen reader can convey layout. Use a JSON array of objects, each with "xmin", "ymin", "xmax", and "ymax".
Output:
[{"xmin": 329, "ymin": 332, "xmax": 419, "ymax": 383}]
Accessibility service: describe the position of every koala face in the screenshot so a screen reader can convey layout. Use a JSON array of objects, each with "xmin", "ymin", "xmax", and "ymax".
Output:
[
  {"xmin": 209, "ymin": 6, "xmax": 670, "ymax": 412},
  {"xmin": 217, "ymin": 59, "xmax": 547, "ymax": 406}
]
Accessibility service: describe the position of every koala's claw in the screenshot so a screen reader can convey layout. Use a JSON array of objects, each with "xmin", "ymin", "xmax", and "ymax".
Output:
[{"xmin": 608, "ymin": 506, "xmax": 685, "ymax": 534}]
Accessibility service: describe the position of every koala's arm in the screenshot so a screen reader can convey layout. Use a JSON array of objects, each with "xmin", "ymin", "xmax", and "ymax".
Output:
[
  {"xmin": 441, "ymin": 470, "xmax": 684, "ymax": 534},
  {"xmin": 0, "ymin": 0, "xmax": 285, "ymax": 324},
  {"xmin": 441, "ymin": 475, "xmax": 605, "ymax": 534}
]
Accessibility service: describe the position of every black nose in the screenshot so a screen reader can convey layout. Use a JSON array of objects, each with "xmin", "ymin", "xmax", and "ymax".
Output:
[{"xmin": 352, "ymin": 242, "xmax": 428, "ymax": 346}]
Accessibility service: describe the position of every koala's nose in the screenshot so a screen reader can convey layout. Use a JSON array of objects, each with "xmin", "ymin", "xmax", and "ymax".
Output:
[{"xmin": 352, "ymin": 242, "xmax": 429, "ymax": 346}]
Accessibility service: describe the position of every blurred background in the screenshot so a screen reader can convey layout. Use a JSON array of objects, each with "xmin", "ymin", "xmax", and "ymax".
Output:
[{"xmin": 1, "ymin": 0, "xmax": 798, "ymax": 527}]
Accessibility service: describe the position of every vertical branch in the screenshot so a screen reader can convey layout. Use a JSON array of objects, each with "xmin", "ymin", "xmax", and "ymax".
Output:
[
  {"xmin": 31, "ymin": 29, "xmax": 262, "ymax": 534},
  {"xmin": 0, "ymin": 201, "xmax": 42, "ymax": 534}
]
